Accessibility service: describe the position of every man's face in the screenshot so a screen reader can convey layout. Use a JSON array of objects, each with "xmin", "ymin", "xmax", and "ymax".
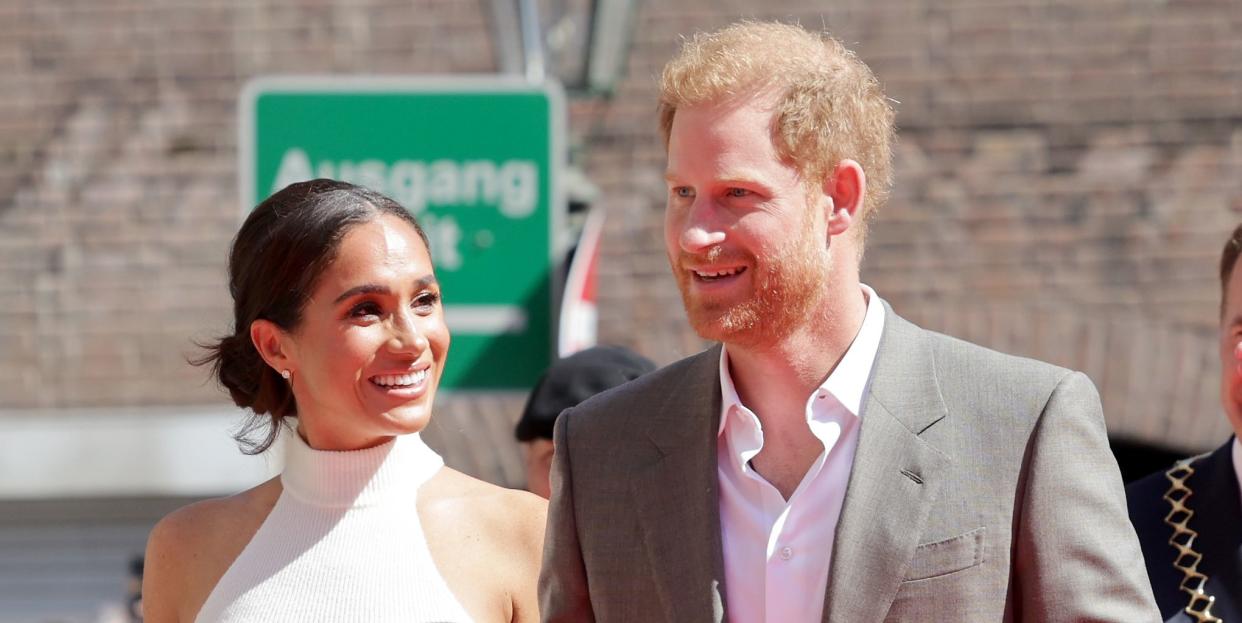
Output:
[
  {"xmin": 663, "ymin": 94, "xmax": 832, "ymax": 348},
  {"xmin": 1220, "ymin": 264, "xmax": 1242, "ymax": 440}
]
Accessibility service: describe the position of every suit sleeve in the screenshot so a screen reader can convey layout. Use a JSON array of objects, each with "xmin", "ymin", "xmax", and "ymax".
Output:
[
  {"xmin": 1013, "ymin": 371, "xmax": 1160, "ymax": 622},
  {"xmin": 538, "ymin": 407, "xmax": 596, "ymax": 622}
]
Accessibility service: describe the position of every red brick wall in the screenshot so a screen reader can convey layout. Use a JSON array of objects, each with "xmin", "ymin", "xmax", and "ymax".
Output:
[
  {"xmin": 584, "ymin": 2, "xmax": 1242, "ymax": 450},
  {"xmin": 2, "ymin": 0, "xmax": 1238, "ymax": 460}
]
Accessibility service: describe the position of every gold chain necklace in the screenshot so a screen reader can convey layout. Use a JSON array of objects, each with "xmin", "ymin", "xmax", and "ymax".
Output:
[{"xmin": 1163, "ymin": 454, "xmax": 1224, "ymax": 623}]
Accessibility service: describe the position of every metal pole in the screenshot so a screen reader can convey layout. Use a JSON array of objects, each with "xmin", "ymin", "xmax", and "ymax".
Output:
[
  {"xmin": 517, "ymin": 0, "xmax": 546, "ymax": 84},
  {"xmin": 482, "ymin": 0, "xmax": 524, "ymax": 75}
]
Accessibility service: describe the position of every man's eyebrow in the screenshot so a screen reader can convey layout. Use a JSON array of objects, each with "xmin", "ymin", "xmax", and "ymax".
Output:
[
  {"xmin": 716, "ymin": 168, "xmax": 769, "ymax": 186},
  {"xmin": 332, "ymin": 275, "xmax": 438, "ymax": 304},
  {"xmin": 663, "ymin": 171, "xmax": 767, "ymax": 186},
  {"xmin": 720, "ymin": 177, "xmax": 765, "ymax": 188}
]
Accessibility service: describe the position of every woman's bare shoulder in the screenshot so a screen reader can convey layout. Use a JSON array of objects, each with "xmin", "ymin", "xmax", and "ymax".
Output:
[
  {"xmin": 143, "ymin": 478, "xmax": 282, "ymax": 622},
  {"xmin": 149, "ymin": 477, "xmax": 281, "ymax": 555},
  {"xmin": 423, "ymin": 469, "xmax": 547, "ymax": 543},
  {"xmin": 420, "ymin": 470, "xmax": 547, "ymax": 622}
]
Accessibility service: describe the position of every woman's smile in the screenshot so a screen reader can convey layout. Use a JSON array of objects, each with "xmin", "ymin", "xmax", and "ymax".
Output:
[{"xmin": 368, "ymin": 367, "xmax": 432, "ymax": 399}]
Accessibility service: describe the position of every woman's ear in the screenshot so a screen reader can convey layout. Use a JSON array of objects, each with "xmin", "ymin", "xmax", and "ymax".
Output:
[
  {"xmin": 823, "ymin": 159, "xmax": 867, "ymax": 237},
  {"xmin": 250, "ymin": 319, "xmax": 296, "ymax": 376}
]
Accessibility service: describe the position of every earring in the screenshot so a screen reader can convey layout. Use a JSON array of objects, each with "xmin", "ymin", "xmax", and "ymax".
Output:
[{"xmin": 280, "ymin": 369, "xmax": 291, "ymax": 380}]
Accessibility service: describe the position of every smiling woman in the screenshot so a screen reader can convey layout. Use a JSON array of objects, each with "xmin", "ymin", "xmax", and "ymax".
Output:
[{"xmin": 141, "ymin": 180, "xmax": 546, "ymax": 623}]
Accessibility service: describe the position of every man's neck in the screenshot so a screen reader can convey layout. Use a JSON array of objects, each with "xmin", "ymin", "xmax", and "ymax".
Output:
[{"xmin": 727, "ymin": 285, "xmax": 869, "ymax": 428}]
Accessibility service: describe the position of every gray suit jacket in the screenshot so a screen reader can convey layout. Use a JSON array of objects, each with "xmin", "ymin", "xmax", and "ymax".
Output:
[{"xmin": 540, "ymin": 305, "xmax": 1160, "ymax": 622}]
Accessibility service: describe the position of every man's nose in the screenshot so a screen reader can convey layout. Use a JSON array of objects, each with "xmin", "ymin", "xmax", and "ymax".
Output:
[{"xmin": 678, "ymin": 199, "xmax": 727, "ymax": 254}]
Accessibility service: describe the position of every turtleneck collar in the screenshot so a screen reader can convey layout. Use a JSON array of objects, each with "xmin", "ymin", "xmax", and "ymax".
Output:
[{"xmin": 280, "ymin": 429, "xmax": 444, "ymax": 508}]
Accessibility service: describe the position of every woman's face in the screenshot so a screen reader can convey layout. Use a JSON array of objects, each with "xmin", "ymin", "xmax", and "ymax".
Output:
[{"xmin": 281, "ymin": 214, "xmax": 449, "ymax": 450}]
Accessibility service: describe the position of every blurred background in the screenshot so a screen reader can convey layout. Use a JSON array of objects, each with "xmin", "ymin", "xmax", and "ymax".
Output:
[{"xmin": 1, "ymin": 0, "xmax": 1240, "ymax": 620}]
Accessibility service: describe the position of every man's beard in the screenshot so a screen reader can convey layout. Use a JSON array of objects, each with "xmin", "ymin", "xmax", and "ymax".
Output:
[{"xmin": 673, "ymin": 224, "xmax": 829, "ymax": 349}]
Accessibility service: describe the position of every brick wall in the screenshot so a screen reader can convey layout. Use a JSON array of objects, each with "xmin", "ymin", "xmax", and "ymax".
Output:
[
  {"xmin": 1, "ymin": 0, "xmax": 1238, "ymax": 467},
  {"xmin": 584, "ymin": 1, "xmax": 1242, "ymax": 451}
]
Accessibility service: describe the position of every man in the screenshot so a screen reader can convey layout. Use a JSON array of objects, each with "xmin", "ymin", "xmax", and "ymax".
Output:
[
  {"xmin": 1126, "ymin": 225, "xmax": 1242, "ymax": 622},
  {"xmin": 515, "ymin": 345, "xmax": 656, "ymax": 499},
  {"xmin": 540, "ymin": 21, "xmax": 1159, "ymax": 622}
]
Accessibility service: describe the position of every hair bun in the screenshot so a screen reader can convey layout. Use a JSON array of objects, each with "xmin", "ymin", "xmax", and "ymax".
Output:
[{"xmin": 214, "ymin": 334, "xmax": 263, "ymax": 410}]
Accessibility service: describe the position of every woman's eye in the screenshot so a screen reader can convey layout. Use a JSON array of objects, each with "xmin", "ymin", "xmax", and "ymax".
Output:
[
  {"xmin": 349, "ymin": 302, "xmax": 382, "ymax": 318},
  {"xmin": 413, "ymin": 292, "xmax": 440, "ymax": 311}
]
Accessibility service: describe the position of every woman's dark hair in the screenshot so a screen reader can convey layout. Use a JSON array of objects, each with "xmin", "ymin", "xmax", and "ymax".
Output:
[{"xmin": 196, "ymin": 179, "xmax": 429, "ymax": 454}]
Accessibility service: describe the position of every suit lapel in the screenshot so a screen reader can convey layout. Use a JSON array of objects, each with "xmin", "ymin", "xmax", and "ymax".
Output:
[
  {"xmin": 823, "ymin": 307, "xmax": 953, "ymax": 623},
  {"xmin": 631, "ymin": 346, "xmax": 728, "ymax": 622}
]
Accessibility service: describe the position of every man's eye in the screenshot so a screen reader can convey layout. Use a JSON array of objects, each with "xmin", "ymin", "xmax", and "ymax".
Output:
[
  {"xmin": 725, "ymin": 187, "xmax": 751, "ymax": 198},
  {"xmin": 673, "ymin": 187, "xmax": 694, "ymax": 198}
]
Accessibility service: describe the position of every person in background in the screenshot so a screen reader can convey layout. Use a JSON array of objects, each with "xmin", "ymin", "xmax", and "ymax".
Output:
[
  {"xmin": 126, "ymin": 555, "xmax": 143, "ymax": 622},
  {"xmin": 142, "ymin": 180, "xmax": 545, "ymax": 622},
  {"xmin": 90, "ymin": 555, "xmax": 144, "ymax": 623},
  {"xmin": 1127, "ymin": 224, "xmax": 1242, "ymax": 622},
  {"xmin": 515, "ymin": 345, "xmax": 656, "ymax": 499},
  {"xmin": 539, "ymin": 20, "xmax": 1159, "ymax": 622}
]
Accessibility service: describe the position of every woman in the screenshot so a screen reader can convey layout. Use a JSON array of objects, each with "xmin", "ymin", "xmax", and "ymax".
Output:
[{"xmin": 143, "ymin": 180, "xmax": 546, "ymax": 622}]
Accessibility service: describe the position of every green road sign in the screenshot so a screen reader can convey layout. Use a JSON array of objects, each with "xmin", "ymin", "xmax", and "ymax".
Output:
[{"xmin": 240, "ymin": 77, "xmax": 564, "ymax": 390}]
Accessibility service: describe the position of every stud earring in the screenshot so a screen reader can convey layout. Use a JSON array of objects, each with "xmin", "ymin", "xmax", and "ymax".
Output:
[{"xmin": 280, "ymin": 369, "xmax": 291, "ymax": 380}]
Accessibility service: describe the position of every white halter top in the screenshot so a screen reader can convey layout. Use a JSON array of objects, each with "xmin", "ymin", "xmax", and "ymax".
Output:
[{"xmin": 195, "ymin": 431, "xmax": 475, "ymax": 622}]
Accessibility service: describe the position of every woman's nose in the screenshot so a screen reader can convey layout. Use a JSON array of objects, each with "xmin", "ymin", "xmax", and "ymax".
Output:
[{"xmin": 387, "ymin": 311, "xmax": 429, "ymax": 354}]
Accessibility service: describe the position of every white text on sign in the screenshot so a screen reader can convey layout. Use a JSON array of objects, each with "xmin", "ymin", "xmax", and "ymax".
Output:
[{"xmin": 272, "ymin": 148, "xmax": 539, "ymax": 218}]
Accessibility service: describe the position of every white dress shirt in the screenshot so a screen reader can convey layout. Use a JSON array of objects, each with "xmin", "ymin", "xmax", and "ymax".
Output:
[{"xmin": 717, "ymin": 285, "xmax": 885, "ymax": 623}]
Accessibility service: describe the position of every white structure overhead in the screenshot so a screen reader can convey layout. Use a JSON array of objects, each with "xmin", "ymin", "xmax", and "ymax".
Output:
[{"xmin": 0, "ymin": 407, "xmax": 281, "ymax": 499}]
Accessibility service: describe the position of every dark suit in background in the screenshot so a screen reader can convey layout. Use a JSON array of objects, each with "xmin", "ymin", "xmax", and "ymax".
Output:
[{"xmin": 1127, "ymin": 440, "xmax": 1241, "ymax": 622}]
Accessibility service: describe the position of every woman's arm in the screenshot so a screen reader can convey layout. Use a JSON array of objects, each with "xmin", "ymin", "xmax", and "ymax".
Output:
[
  {"xmin": 141, "ymin": 482, "xmax": 279, "ymax": 623},
  {"xmin": 142, "ymin": 508, "xmax": 195, "ymax": 623}
]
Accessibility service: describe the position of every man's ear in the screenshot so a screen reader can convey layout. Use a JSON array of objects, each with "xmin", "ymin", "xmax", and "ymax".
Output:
[
  {"xmin": 250, "ymin": 319, "xmax": 296, "ymax": 375},
  {"xmin": 823, "ymin": 159, "xmax": 867, "ymax": 237}
]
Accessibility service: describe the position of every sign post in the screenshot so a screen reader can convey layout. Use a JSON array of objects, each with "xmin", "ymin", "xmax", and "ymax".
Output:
[{"xmin": 240, "ymin": 76, "xmax": 564, "ymax": 391}]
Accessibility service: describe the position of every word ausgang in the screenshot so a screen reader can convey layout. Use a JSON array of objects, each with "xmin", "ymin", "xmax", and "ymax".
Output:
[{"xmin": 272, "ymin": 148, "xmax": 540, "ymax": 218}]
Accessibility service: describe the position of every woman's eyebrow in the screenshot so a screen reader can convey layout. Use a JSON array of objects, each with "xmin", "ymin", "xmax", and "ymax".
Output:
[{"xmin": 332, "ymin": 276, "xmax": 438, "ymax": 304}]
